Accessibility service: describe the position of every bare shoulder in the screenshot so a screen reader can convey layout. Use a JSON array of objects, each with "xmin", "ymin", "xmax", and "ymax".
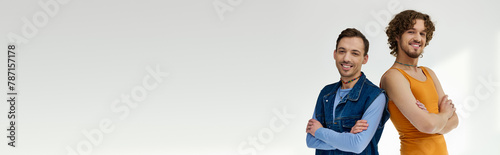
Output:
[
  {"xmin": 381, "ymin": 69, "xmax": 405, "ymax": 83},
  {"xmin": 381, "ymin": 68, "xmax": 407, "ymax": 88}
]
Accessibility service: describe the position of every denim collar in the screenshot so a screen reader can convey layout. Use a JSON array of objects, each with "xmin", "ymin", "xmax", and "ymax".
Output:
[{"xmin": 330, "ymin": 72, "xmax": 366, "ymax": 103}]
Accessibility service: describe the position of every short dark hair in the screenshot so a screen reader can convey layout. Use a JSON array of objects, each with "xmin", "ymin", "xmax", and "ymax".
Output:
[
  {"xmin": 386, "ymin": 10, "xmax": 435, "ymax": 57},
  {"xmin": 336, "ymin": 28, "xmax": 369, "ymax": 55}
]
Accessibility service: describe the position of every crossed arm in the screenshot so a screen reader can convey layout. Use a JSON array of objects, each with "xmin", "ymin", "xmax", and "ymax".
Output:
[
  {"xmin": 380, "ymin": 68, "xmax": 458, "ymax": 134},
  {"xmin": 427, "ymin": 68, "xmax": 459, "ymax": 134},
  {"xmin": 305, "ymin": 93, "xmax": 385, "ymax": 153}
]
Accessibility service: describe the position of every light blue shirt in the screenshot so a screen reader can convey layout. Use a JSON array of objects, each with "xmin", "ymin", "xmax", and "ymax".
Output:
[{"xmin": 306, "ymin": 87, "xmax": 386, "ymax": 153}]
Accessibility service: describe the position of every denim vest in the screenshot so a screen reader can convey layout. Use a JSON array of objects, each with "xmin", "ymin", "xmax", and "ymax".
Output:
[{"xmin": 314, "ymin": 72, "xmax": 390, "ymax": 155}]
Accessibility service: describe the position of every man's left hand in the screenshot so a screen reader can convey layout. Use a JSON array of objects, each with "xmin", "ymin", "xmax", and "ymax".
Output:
[{"xmin": 306, "ymin": 119, "xmax": 323, "ymax": 137}]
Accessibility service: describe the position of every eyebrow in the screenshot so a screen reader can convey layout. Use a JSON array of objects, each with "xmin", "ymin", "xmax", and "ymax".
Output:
[
  {"xmin": 351, "ymin": 49, "xmax": 361, "ymax": 53},
  {"xmin": 338, "ymin": 47, "xmax": 361, "ymax": 52},
  {"xmin": 408, "ymin": 27, "xmax": 427, "ymax": 32}
]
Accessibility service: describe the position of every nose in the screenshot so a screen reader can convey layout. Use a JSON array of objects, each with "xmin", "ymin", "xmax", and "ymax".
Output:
[
  {"xmin": 415, "ymin": 34, "xmax": 422, "ymax": 42},
  {"xmin": 342, "ymin": 52, "xmax": 351, "ymax": 62}
]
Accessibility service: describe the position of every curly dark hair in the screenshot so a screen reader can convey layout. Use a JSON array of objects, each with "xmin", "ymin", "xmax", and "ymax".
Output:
[
  {"xmin": 386, "ymin": 10, "xmax": 435, "ymax": 57},
  {"xmin": 336, "ymin": 28, "xmax": 369, "ymax": 56}
]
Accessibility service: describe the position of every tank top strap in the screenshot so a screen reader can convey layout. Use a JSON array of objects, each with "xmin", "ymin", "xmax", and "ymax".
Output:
[
  {"xmin": 389, "ymin": 67, "xmax": 412, "ymax": 82},
  {"xmin": 420, "ymin": 66, "xmax": 430, "ymax": 78}
]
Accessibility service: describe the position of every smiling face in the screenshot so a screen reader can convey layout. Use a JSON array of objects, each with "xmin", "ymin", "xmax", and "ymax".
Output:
[
  {"xmin": 334, "ymin": 37, "xmax": 368, "ymax": 80},
  {"xmin": 397, "ymin": 19, "xmax": 427, "ymax": 58}
]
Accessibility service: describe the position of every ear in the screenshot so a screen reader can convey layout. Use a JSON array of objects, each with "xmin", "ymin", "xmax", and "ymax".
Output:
[
  {"xmin": 362, "ymin": 54, "xmax": 368, "ymax": 64},
  {"xmin": 333, "ymin": 49, "xmax": 337, "ymax": 57}
]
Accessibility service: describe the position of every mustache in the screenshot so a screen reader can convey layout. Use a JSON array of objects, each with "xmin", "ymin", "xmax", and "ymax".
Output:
[{"xmin": 410, "ymin": 40, "xmax": 421, "ymax": 44}]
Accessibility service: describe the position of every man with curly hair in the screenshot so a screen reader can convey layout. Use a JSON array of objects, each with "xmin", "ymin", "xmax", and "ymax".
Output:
[{"xmin": 380, "ymin": 10, "xmax": 459, "ymax": 154}]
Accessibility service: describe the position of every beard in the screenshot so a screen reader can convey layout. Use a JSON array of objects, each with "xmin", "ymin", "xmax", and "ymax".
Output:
[
  {"xmin": 399, "ymin": 41, "xmax": 423, "ymax": 58},
  {"xmin": 405, "ymin": 50, "xmax": 422, "ymax": 58}
]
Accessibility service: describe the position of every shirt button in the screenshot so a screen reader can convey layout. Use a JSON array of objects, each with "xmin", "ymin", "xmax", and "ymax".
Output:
[{"xmin": 326, "ymin": 100, "xmax": 328, "ymax": 102}]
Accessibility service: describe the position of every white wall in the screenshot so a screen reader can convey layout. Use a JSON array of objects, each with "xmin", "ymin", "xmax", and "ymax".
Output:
[{"xmin": 0, "ymin": 0, "xmax": 499, "ymax": 154}]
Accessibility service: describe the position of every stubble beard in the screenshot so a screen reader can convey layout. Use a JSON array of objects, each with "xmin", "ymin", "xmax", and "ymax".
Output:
[{"xmin": 399, "ymin": 41, "xmax": 423, "ymax": 58}]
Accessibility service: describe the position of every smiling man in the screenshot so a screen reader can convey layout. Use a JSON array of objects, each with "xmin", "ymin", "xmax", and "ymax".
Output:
[
  {"xmin": 306, "ymin": 28, "xmax": 390, "ymax": 154},
  {"xmin": 380, "ymin": 10, "xmax": 459, "ymax": 154}
]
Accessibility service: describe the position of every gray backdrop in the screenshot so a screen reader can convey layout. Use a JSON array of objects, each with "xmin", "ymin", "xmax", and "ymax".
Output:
[{"xmin": 1, "ymin": 0, "xmax": 499, "ymax": 154}]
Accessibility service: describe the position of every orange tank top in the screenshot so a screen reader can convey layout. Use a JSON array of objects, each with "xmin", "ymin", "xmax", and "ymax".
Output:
[{"xmin": 387, "ymin": 67, "xmax": 448, "ymax": 155}]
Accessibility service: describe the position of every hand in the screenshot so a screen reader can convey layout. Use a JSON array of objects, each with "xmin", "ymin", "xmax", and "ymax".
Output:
[
  {"xmin": 438, "ymin": 95, "xmax": 455, "ymax": 118},
  {"xmin": 306, "ymin": 119, "xmax": 323, "ymax": 137},
  {"xmin": 350, "ymin": 120, "xmax": 369, "ymax": 134},
  {"xmin": 416, "ymin": 100, "xmax": 429, "ymax": 112}
]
